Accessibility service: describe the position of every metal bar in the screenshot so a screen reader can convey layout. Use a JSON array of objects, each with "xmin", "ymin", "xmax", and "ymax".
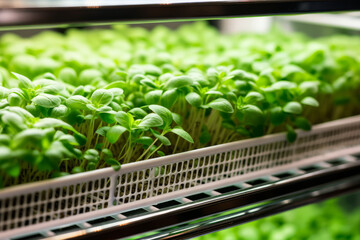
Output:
[
  {"xmin": 0, "ymin": 1, "xmax": 359, "ymax": 27},
  {"xmin": 48, "ymin": 160, "xmax": 360, "ymax": 240},
  {"xmin": 139, "ymin": 178, "xmax": 360, "ymax": 240},
  {"xmin": 276, "ymin": 14, "xmax": 360, "ymax": 30}
]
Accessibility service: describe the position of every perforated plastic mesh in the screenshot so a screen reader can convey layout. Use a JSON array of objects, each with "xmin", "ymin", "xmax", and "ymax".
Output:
[
  {"xmin": 0, "ymin": 177, "xmax": 111, "ymax": 233},
  {"xmin": 1, "ymin": 116, "xmax": 360, "ymax": 237}
]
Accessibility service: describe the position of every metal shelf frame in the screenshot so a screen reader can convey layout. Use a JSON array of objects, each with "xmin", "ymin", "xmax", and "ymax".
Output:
[
  {"xmin": 0, "ymin": 0, "xmax": 360, "ymax": 28},
  {"xmin": 142, "ymin": 179, "xmax": 360, "ymax": 240},
  {"xmin": 13, "ymin": 154, "xmax": 359, "ymax": 240}
]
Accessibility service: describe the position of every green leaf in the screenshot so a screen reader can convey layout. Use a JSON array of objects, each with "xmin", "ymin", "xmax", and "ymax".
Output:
[
  {"xmin": 226, "ymin": 91, "xmax": 237, "ymax": 105},
  {"xmin": 134, "ymin": 136, "xmax": 153, "ymax": 146},
  {"xmin": 91, "ymin": 89, "xmax": 113, "ymax": 106},
  {"xmin": 106, "ymin": 125, "xmax": 127, "ymax": 144},
  {"xmin": 86, "ymin": 162, "xmax": 96, "ymax": 171},
  {"xmin": 299, "ymin": 81, "xmax": 319, "ymax": 95},
  {"xmin": 0, "ymin": 146, "xmax": 12, "ymax": 161},
  {"xmin": 8, "ymin": 93, "xmax": 23, "ymax": 106},
  {"xmin": 98, "ymin": 112, "xmax": 115, "ymax": 124},
  {"xmin": 244, "ymin": 92, "xmax": 264, "ymax": 104},
  {"xmin": 74, "ymin": 133, "xmax": 87, "ymax": 146},
  {"xmin": 319, "ymin": 82, "xmax": 333, "ymax": 94},
  {"xmin": 1, "ymin": 111, "xmax": 27, "ymax": 130},
  {"xmin": 172, "ymin": 113, "xmax": 182, "ymax": 125},
  {"xmin": 295, "ymin": 117, "xmax": 312, "ymax": 131},
  {"xmin": 235, "ymin": 80, "xmax": 252, "ymax": 94},
  {"xmin": 256, "ymin": 70, "xmax": 275, "ymax": 87},
  {"xmin": 157, "ymin": 151, "xmax": 165, "ymax": 157},
  {"xmin": 34, "ymin": 118, "xmax": 77, "ymax": 133},
  {"xmin": 185, "ymin": 92, "xmax": 202, "ymax": 107},
  {"xmin": 59, "ymin": 67, "xmax": 77, "ymax": 84},
  {"xmin": 0, "ymin": 86, "xmax": 10, "ymax": 99},
  {"xmin": 101, "ymin": 148, "xmax": 113, "ymax": 159},
  {"xmin": 104, "ymin": 81, "xmax": 126, "ymax": 90},
  {"xmin": 97, "ymin": 105, "xmax": 112, "ymax": 113},
  {"xmin": 50, "ymin": 105, "xmax": 68, "ymax": 118},
  {"xmin": 301, "ymin": 97, "xmax": 319, "ymax": 107},
  {"xmin": 6, "ymin": 107, "xmax": 34, "ymax": 120},
  {"xmin": 271, "ymin": 81, "xmax": 297, "ymax": 90},
  {"xmin": 79, "ymin": 69, "xmax": 102, "ymax": 85},
  {"xmin": 236, "ymin": 127, "xmax": 250, "ymax": 136},
  {"xmin": 0, "ymin": 134, "xmax": 11, "ymax": 145},
  {"xmin": 239, "ymin": 105, "xmax": 264, "ymax": 126},
  {"xmin": 149, "ymin": 105, "xmax": 173, "ymax": 126},
  {"xmin": 84, "ymin": 149, "xmax": 100, "ymax": 163},
  {"xmin": 8, "ymin": 164, "xmax": 21, "ymax": 177},
  {"xmin": 205, "ymin": 90, "xmax": 223, "ymax": 96},
  {"xmin": 115, "ymin": 111, "xmax": 133, "ymax": 130},
  {"xmin": 32, "ymin": 93, "xmax": 61, "ymax": 108},
  {"xmin": 103, "ymin": 81, "xmax": 126, "ymax": 90},
  {"xmin": 151, "ymin": 130, "xmax": 171, "ymax": 146},
  {"xmin": 129, "ymin": 108, "xmax": 147, "ymax": 119},
  {"xmin": 115, "ymin": 70, "xmax": 128, "ymax": 80},
  {"xmin": 165, "ymin": 75, "xmax": 192, "ymax": 89},
  {"xmin": 72, "ymin": 86, "xmax": 85, "ymax": 96},
  {"xmin": 281, "ymin": 64, "xmax": 305, "ymax": 77},
  {"xmin": 283, "ymin": 101, "xmax": 302, "ymax": 115},
  {"xmin": 12, "ymin": 72, "xmax": 33, "ymax": 89},
  {"xmin": 207, "ymin": 68, "xmax": 219, "ymax": 82},
  {"xmin": 138, "ymin": 113, "xmax": 163, "ymax": 128},
  {"xmin": 270, "ymin": 106, "xmax": 286, "ymax": 126},
  {"xmin": 208, "ymin": 98, "xmax": 234, "ymax": 113},
  {"xmin": 161, "ymin": 89, "xmax": 178, "ymax": 108},
  {"xmin": 105, "ymin": 158, "xmax": 121, "ymax": 171},
  {"xmin": 96, "ymin": 126, "xmax": 110, "ymax": 137},
  {"xmin": 144, "ymin": 64, "xmax": 162, "ymax": 76},
  {"xmin": 140, "ymin": 78, "xmax": 157, "ymax": 88},
  {"xmin": 33, "ymin": 79, "xmax": 65, "ymax": 95},
  {"xmin": 286, "ymin": 124, "xmax": 297, "ymax": 143},
  {"xmin": 13, "ymin": 129, "xmax": 45, "ymax": 146},
  {"xmin": 171, "ymin": 127, "xmax": 194, "ymax": 143},
  {"xmin": 72, "ymin": 167, "xmax": 84, "ymax": 174},
  {"xmin": 145, "ymin": 90, "xmax": 162, "ymax": 105},
  {"xmin": 110, "ymin": 102, "xmax": 121, "ymax": 111},
  {"xmin": 58, "ymin": 134, "xmax": 79, "ymax": 146},
  {"xmin": 108, "ymin": 88, "xmax": 124, "ymax": 97},
  {"xmin": 228, "ymin": 69, "xmax": 257, "ymax": 81}
]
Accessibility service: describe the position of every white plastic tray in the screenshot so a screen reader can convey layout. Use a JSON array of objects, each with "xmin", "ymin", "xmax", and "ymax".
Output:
[{"xmin": 1, "ymin": 115, "xmax": 360, "ymax": 239}]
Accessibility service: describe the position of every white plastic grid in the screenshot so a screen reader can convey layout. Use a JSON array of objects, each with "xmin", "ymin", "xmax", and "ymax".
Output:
[{"xmin": 1, "ymin": 115, "xmax": 360, "ymax": 238}]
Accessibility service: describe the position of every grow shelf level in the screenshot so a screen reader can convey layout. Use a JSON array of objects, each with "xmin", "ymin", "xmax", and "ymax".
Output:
[
  {"xmin": 12, "ymin": 153, "xmax": 360, "ymax": 240},
  {"xmin": 1, "ymin": 0, "xmax": 360, "ymax": 27}
]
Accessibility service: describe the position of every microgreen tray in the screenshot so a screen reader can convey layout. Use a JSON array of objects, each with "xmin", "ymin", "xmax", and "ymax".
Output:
[{"xmin": 1, "ymin": 115, "xmax": 360, "ymax": 239}]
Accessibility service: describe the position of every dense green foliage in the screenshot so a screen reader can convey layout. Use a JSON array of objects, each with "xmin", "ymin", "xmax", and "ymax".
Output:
[
  {"xmin": 194, "ymin": 197, "xmax": 360, "ymax": 240},
  {"xmin": 0, "ymin": 22, "xmax": 359, "ymax": 187}
]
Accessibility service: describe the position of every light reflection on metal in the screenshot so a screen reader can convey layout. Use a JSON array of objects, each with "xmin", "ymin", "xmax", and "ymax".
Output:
[
  {"xmin": 0, "ymin": 11, "xmax": 18, "ymax": 24},
  {"xmin": 311, "ymin": 191, "xmax": 321, "ymax": 197}
]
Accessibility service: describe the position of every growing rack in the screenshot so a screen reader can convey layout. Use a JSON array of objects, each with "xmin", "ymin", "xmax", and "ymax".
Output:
[{"xmin": 1, "ymin": 1, "xmax": 360, "ymax": 239}]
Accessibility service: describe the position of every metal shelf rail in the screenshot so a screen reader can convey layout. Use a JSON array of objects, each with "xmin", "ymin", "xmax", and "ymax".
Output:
[
  {"xmin": 276, "ymin": 13, "xmax": 360, "ymax": 31},
  {"xmin": 12, "ymin": 153, "xmax": 360, "ymax": 240},
  {"xmin": 0, "ymin": 0, "xmax": 360, "ymax": 28}
]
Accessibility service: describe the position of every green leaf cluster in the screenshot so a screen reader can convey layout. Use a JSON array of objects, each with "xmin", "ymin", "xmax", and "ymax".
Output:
[{"xmin": 0, "ymin": 22, "xmax": 359, "ymax": 187}]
